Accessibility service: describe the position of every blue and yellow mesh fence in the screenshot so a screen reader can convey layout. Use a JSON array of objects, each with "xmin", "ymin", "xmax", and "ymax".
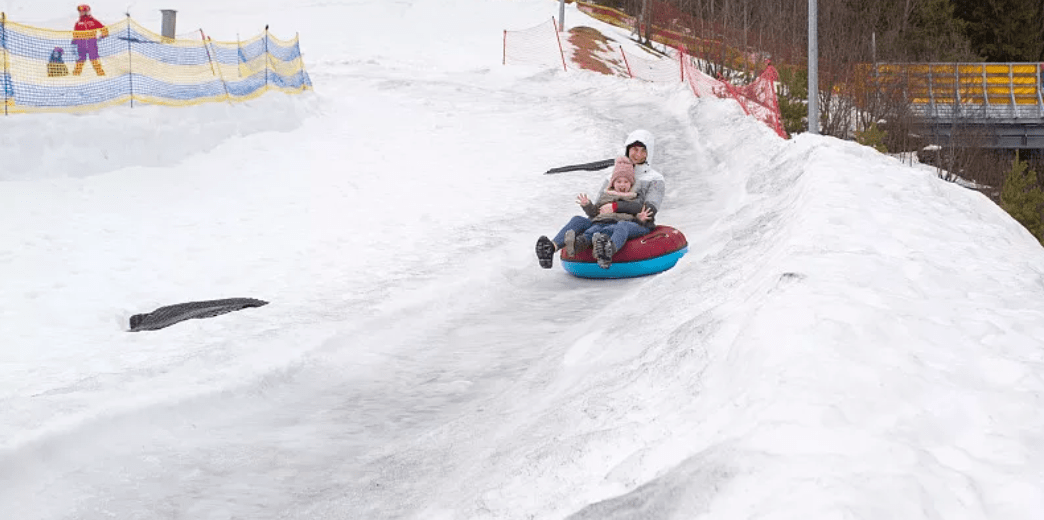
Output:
[{"xmin": 0, "ymin": 13, "xmax": 312, "ymax": 114}]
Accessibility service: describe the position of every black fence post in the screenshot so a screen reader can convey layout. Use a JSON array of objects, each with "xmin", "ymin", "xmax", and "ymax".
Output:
[
  {"xmin": 1, "ymin": 12, "xmax": 8, "ymax": 115},
  {"xmin": 264, "ymin": 24, "xmax": 269, "ymax": 90},
  {"xmin": 126, "ymin": 14, "xmax": 133, "ymax": 108}
]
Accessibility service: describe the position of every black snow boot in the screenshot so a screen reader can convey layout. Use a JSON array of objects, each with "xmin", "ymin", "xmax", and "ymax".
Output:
[
  {"xmin": 575, "ymin": 233, "xmax": 592, "ymax": 253},
  {"xmin": 565, "ymin": 230, "xmax": 591, "ymax": 257},
  {"xmin": 564, "ymin": 230, "xmax": 577, "ymax": 257},
  {"xmin": 536, "ymin": 235, "xmax": 556, "ymax": 268},
  {"xmin": 593, "ymin": 233, "xmax": 615, "ymax": 269}
]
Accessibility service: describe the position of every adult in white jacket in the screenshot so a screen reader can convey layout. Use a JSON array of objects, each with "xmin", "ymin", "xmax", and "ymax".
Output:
[{"xmin": 536, "ymin": 129, "xmax": 666, "ymax": 269}]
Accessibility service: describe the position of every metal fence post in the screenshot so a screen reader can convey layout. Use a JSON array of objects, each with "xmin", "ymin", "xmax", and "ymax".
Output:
[
  {"xmin": 1036, "ymin": 64, "xmax": 1043, "ymax": 113},
  {"xmin": 807, "ymin": 0, "xmax": 818, "ymax": 134}
]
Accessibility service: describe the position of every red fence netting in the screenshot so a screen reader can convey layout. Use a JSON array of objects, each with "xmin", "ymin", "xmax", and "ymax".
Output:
[
  {"xmin": 504, "ymin": 17, "xmax": 566, "ymax": 71},
  {"xmin": 503, "ymin": 17, "xmax": 787, "ymax": 139},
  {"xmin": 681, "ymin": 51, "xmax": 787, "ymax": 138},
  {"xmin": 621, "ymin": 47, "xmax": 680, "ymax": 82}
]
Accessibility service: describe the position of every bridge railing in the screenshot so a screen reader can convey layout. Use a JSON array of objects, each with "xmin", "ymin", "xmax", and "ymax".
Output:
[{"xmin": 868, "ymin": 62, "xmax": 1044, "ymax": 120}]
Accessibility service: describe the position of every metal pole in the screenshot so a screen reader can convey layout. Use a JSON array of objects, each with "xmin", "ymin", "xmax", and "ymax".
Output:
[
  {"xmin": 872, "ymin": 32, "xmax": 879, "ymax": 111},
  {"xmin": 641, "ymin": 0, "xmax": 649, "ymax": 44},
  {"xmin": 871, "ymin": 31, "xmax": 876, "ymax": 65},
  {"xmin": 1036, "ymin": 64, "xmax": 1043, "ymax": 112},
  {"xmin": 807, "ymin": 0, "xmax": 818, "ymax": 134},
  {"xmin": 558, "ymin": 0, "xmax": 565, "ymax": 31},
  {"xmin": 160, "ymin": 9, "xmax": 177, "ymax": 40}
]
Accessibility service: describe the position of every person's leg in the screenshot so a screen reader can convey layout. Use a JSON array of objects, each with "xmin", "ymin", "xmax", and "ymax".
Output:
[
  {"xmin": 583, "ymin": 223, "xmax": 609, "ymax": 242},
  {"xmin": 566, "ymin": 229, "xmax": 590, "ymax": 256},
  {"xmin": 590, "ymin": 223, "xmax": 616, "ymax": 269},
  {"xmin": 551, "ymin": 215, "xmax": 592, "ymax": 249},
  {"xmin": 564, "ymin": 229, "xmax": 575, "ymax": 256},
  {"xmin": 535, "ymin": 235, "xmax": 555, "ymax": 268},
  {"xmin": 595, "ymin": 222, "xmax": 650, "ymax": 268},
  {"xmin": 86, "ymin": 40, "xmax": 104, "ymax": 75},
  {"xmin": 85, "ymin": 39, "xmax": 99, "ymax": 61},
  {"xmin": 538, "ymin": 216, "xmax": 592, "ymax": 269},
  {"xmin": 566, "ymin": 222, "xmax": 602, "ymax": 257},
  {"xmin": 610, "ymin": 221, "xmax": 650, "ymax": 251},
  {"xmin": 592, "ymin": 225, "xmax": 609, "ymax": 269},
  {"xmin": 73, "ymin": 41, "xmax": 88, "ymax": 75},
  {"xmin": 573, "ymin": 231, "xmax": 592, "ymax": 253}
]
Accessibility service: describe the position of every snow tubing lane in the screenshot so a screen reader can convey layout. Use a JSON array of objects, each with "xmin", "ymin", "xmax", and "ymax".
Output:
[{"xmin": 560, "ymin": 225, "xmax": 688, "ymax": 279}]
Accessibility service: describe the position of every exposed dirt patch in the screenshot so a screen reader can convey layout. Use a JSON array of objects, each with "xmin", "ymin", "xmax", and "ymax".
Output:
[{"xmin": 567, "ymin": 26, "xmax": 627, "ymax": 77}]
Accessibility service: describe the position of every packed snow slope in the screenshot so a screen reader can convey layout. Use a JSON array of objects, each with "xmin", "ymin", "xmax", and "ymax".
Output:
[{"xmin": 1, "ymin": 0, "xmax": 1043, "ymax": 519}]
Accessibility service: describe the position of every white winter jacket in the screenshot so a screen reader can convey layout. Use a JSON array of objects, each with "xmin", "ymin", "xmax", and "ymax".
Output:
[{"xmin": 594, "ymin": 129, "xmax": 666, "ymax": 216}]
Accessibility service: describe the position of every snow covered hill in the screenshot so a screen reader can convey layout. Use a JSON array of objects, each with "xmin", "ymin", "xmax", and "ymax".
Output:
[{"xmin": 1, "ymin": 1, "xmax": 1042, "ymax": 518}]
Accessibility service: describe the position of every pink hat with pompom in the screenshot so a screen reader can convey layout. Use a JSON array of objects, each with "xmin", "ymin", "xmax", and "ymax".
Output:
[{"xmin": 609, "ymin": 156, "xmax": 634, "ymax": 188}]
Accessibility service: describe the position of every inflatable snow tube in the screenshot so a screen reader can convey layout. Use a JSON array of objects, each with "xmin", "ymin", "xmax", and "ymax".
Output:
[{"xmin": 560, "ymin": 225, "xmax": 688, "ymax": 279}]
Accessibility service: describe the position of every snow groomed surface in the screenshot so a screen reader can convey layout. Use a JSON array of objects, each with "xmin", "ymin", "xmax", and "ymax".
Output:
[{"xmin": 560, "ymin": 225, "xmax": 688, "ymax": 278}]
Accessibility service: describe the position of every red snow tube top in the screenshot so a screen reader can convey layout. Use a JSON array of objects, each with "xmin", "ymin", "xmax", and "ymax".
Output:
[{"xmin": 560, "ymin": 225, "xmax": 687, "ymax": 263}]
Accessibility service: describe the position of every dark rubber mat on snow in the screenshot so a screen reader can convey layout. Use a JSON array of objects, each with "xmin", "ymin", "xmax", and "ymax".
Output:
[{"xmin": 129, "ymin": 298, "xmax": 269, "ymax": 332}]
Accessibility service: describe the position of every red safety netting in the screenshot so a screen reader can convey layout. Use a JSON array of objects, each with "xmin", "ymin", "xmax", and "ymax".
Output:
[
  {"xmin": 680, "ymin": 55, "xmax": 728, "ymax": 98},
  {"xmin": 724, "ymin": 63, "xmax": 787, "ymax": 139},
  {"xmin": 681, "ymin": 52, "xmax": 787, "ymax": 138},
  {"xmin": 620, "ymin": 47, "xmax": 680, "ymax": 82},
  {"xmin": 503, "ymin": 18, "xmax": 566, "ymax": 71},
  {"xmin": 501, "ymin": 20, "xmax": 786, "ymax": 139}
]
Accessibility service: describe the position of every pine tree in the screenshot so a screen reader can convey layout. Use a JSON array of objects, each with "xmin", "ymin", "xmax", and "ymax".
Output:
[
  {"xmin": 952, "ymin": 0, "xmax": 1043, "ymax": 61},
  {"xmin": 907, "ymin": 0, "xmax": 976, "ymax": 61},
  {"xmin": 1000, "ymin": 152, "xmax": 1044, "ymax": 244},
  {"xmin": 855, "ymin": 121, "xmax": 888, "ymax": 153},
  {"xmin": 776, "ymin": 66, "xmax": 808, "ymax": 136}
]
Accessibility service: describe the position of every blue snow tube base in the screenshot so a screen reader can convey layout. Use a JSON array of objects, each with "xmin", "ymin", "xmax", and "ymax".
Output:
[{"xmin": 561, "ymin": 246, "xmax": 687, "ymax": 279}]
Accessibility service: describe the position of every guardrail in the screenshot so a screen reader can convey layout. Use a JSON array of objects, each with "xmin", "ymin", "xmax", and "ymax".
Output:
[{"xmin": 871, "ymin": 62, "xmax": 1044, "ymax": 120}]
